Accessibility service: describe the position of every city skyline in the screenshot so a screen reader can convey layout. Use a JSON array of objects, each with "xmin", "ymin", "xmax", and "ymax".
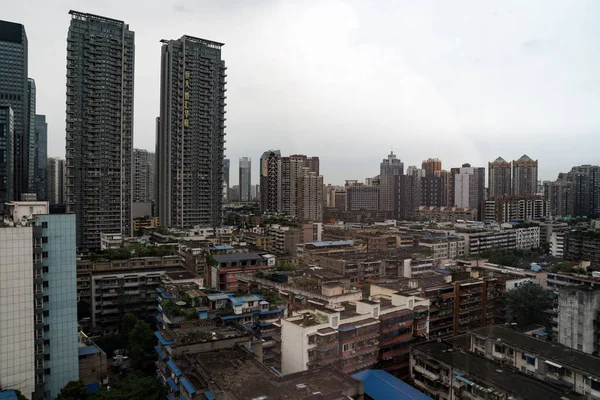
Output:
[{"xmin": 4, "ymin": 1, "xmax": 600, "ymax": 185}]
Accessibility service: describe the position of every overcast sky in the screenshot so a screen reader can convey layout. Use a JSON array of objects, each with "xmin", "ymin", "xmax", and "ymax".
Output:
[{"xmin": 6, "ymin": 0, "xmax": 600, "ymax": 185}]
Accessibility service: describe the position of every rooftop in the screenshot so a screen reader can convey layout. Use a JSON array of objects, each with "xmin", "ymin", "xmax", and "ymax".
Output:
[
  {"xmin": 414, "ymin": 341, "xmax": 581, "ymax": 400},
  {"xmin": 471, "ymin": 326, "xmax": 600, "ymax": 378},
  {"xmin": 303, "ymin": 240, "xmax": 355, "ymax": 248},
  {"xmin": 213, "ymin": 253, "xmax": 265, "ymax": 263},
  {"xmin": 186, "ymin": 347, "xmax": 361, "ymax": 399},
  {"xmin": 352, "ymin": 369, "xmax": 432, "ymax": 400},
  {"xmin": 164, "ymin": 270, "xmax": 198, "ymax": 281}
]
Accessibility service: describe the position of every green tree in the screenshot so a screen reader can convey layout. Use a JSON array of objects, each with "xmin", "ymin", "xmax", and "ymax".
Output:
[
  {"xmin": 91, "ymin": 373, "xmax": 167, "ymax": 400},
  {"xmin": 119, "ymin": 312, "xmax": 139, "ymax": 348},
  {"xmin": 505, "ymin": 281, "xmax": 554, "ymax": 329},
  {"xmin": 128, "ymin": 320, "xmax": 156, "ymax": 374},
  {"xmin": 56, "ymin": 380, "xmax": 87, "ymax": 400}
]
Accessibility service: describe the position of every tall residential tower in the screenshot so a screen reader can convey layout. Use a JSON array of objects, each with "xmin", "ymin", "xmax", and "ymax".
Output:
[
  {"xmin": 379, "ymin": 151, "xmax": 403, "ymax": 217},
  {"xmin": 0, "ymin": 20, "xmax": 29, "ymax": 199},
  {"xmin": 259, "ymin": 150, "xmax": 281, "ymax": 213},
  {"xmin": 157, "ymin": 35, "xmax": 226, "ymax": 228},
  {"xmin": 488, "ymin": 156, "xmax": 511, "ymax": 199},
  {"xmin": 65, "ymin": 11, "xmax": 134, "ymax": 250},
  {"xmin": 239, "ymin": 157, "xmax": 251, "ymax": 202},
  {"xmin": 512, "ymin": 154, "xmax": 538, "ymax": 196}
]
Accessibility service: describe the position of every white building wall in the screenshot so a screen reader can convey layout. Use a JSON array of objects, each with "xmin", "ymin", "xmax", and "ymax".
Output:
[
  {"xmin": 0, "ymin": 227, "xmax": 35, "ymax": 399},
  {"xmin": 454, "ymin": 173, "xmax": 471, "ymax": 208},
  {"xmin": 280, "ymin": 319, "xmax": 319, "ymax": 375}
]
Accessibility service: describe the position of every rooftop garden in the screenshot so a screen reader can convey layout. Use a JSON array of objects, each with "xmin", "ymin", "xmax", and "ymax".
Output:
[
  {"xmin": 162, "ymin": 299, "xmax": 198, "ymax": 322},
  {"xmin": 91, "ymin": 244, "xmax": 176, "ymax": 261}
]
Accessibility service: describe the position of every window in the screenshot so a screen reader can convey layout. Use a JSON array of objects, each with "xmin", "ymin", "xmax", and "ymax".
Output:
[
  {"xmin": 43, "ymin": 310, "xmax": 49, "ymax": 317},
  {"xmin": 592, "ymin": 380, "xmax": 600, "ymax": 391},
  {"xmin": 43, "ymin": 296, "xmax": 49, "ymax": 303},
  {"xmin": 331, "ymin": 316, "xmax": 339, "ymax": 327},
  {"xmin": 44, "ymin": 339, "xmax": 50, "ymax": 346},
  {"xmin": 42, "ymin": 266, "xmax": 48, "ymax": 273},
  {"xmin": 564, "ymin": 369, "xmax": 572, "ymax": 377},
  {"xmin": 494, "ymin": 344, "xmax": 504, "ymax": 354},
  {"xmin": 44, "ymin": 325, "xmax": 50, "ymax": 332},
  {"xmin": 42, "ymin": 252, "xmax": 48, "ymax": 258},
  {"xmin": 373, "ymin": 307, "xmax": 379, "ymax": 318},
  {"xmin": 247, "ymin": 301, "xmax": 255, "ymax": 307},
  {"xmin": 308, "ymin": 335, "xmax": 316, "ymax": 344},
  {"xmin": 342, "ymin": 342, "xmax": 355, "ymax": 352},
  {"xmin": 42, "ymin": 237, "xmax": 48, "ymax": 243},
  {"xmin": 44, "ymin": 368, "xmax": 51, "ymax": 375},
  {"xmin": 43, "ymin": 281, "xmax": 49, "ymax": 288},
  {"xmin": 41, "ymin": 222, "xmax": 48, "ymax": 228},
  {"xmin": 44, "ymin": 354, "xmax": 50, "ymax": 361}
]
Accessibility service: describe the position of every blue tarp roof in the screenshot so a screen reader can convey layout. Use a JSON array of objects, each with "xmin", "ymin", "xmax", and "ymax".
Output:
[
  {"xmin": 204, "ymin": 391, "xmax": 215, "ymax": 400},
  {"xmin": 161, "ymin": 292, "xmax": 174, "ymax": 299},
  {"xmin": 155, "ymin": 331, "xmax": 174, "ymax": 346},
  {"xmin": 78, "ymin": 345, "xmax": 100, "ymax": 356},
  {"xmin": 230, "ymin": 294, "xmax": 264, "ymax": 305},
  {"xmin": 167, "ymin": 394, "xmax": 177, "ymax": 400},
  {"xmin": 86, "ymin": 383, "xmax": 100, "ymax": 393},
  {"xmin": 305, "ymin": 240, "xmax": 354, "ymax": 247},
  {"xmin": 156, "ymin": 288, "xmax": 163, "ymax": 293},
  {"xmin": 181, "ymin": 377, "xmax": 197, "ymax": 394},
  {"xmin": 221, "ymin": 315, "xmax": 240, "ymax": 320},
  {"xmin": 0, "ymin": 391, "xmax": 18, "ymax": 400},
  {"xmin": 166, "ymin": 377, "xmax": 180, "ymax": 392},
  {"xmin": 259, "ymin": 307, "xmax": 285, "ymax": 315},
  {"xmin": 212, "ymin": 245, "xmax": 234, "ymax": 250},
  {"xmin": 167, "ymin": 359, "xmax": 182, "ymax": 376},
  {"xmin": 154, "ymin": 345, "xmax": 167, "ymax": 360},
  {"xmin": 352, "ymin": 370, "xmax": 432, "ymax": 400}
]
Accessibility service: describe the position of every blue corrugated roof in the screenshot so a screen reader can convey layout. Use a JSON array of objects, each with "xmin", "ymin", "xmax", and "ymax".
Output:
[
  {"xmin": 167, "ymin": 359, "xmax": 182, "ymax": 376},
  {"xmin": 221, "ymin": 315, "xmax": 240, "ymax": 320},
  {"xmin": 204, "ymin": 391, "xmax": 215, "ymax": 400},
  {"xmin": 212, "ymin": 245, "xmax": 234, "ymax": 250},
  {"xmin": 156, "ymin": 288, "xmax": 163, "ymax": 293},
  {"xmin": 161, "ymin": 292, "xmax": 174, "ymax": 299},
  {"xmin": 154, "ymin": 345, "xmax": 167, "ymax": 360},
  {"xmin": 206, "ymin": 293, "xmax": 231, "ymax": 301},
  {"xmin": 181, "ymin": 377, "xmax": 196, "ymax": 394},
  {"xmin": 0, "ymin": 391, "xmax": 18, "ymax": 400},
  {"xmin": 166, "ymin": 377, "xmax": 180, "ymax": 392},
  {"xmin": 305, "ymin": 240, "xmax": 354, "ymax": 247},
  {"xmin": 352, "ymin": 370, "xmax": 432, "ymax": 400},
  {"xmin": 230, "ymin": 294, "xmax": 264, "ymax": 305},
  {"xmin": 167, "ymin": 394, "xmax": 177, "ymax": 400},
  {"xmin": 259, "ymin": 307, "xmax": 285, "ymax": 315},
  {"xmin": 78, "ymin": 345, "xmax": 100, "ymax": 357},
  {"xmin": 155, "ymin": 331, "xmax": 174, "ymax": 346}
]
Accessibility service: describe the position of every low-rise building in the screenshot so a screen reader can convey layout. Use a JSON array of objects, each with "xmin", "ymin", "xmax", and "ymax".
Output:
[
  {"xmin": 411, "ymin": 339, "xmax": 580, "ymax": 400},
  {"xmin": 419, "ymin": 235, "xmax": 466, "ymax": 263},
  {"xmin": 208, "ymin": 253, "xmax": 274, "ymax": 292},
  {"xmin": 469, "ymin": 325, "xmax": 600, "ymax": 397},
  {"xmin": 456, "ymin": 226, "xmax": 540, "ymax": 256},
  {"xmin": 77, "ymin": 332, "xmax": 107, "ymax": 387},
  {"xmin": 296, "ymin": 240, "xmax": 366, "ymax": 263},
  {"xmin": 132, "ymin": 216, "xmax": 159, "ymax": 231},
  {"xmin": 558, "ymin": 286, "xmax": 600, "ymax": 355},
  {"xmin": 265, "ymin": 224, "xmax": 302, "ymax": 256},
  {"xmin": 413, "ymin": 206, "xmax": 477, "ymax": 222},
  {"xmin": 483, "ymin": 196, "xmax": 550, "ymax": 223},
  {"xmin": 564, "ymin": 230, "xmax": 600, "ymax": 262},
  {"xmin": 550, "ymin": 231, "xmax": 566, "ymax": 258}
]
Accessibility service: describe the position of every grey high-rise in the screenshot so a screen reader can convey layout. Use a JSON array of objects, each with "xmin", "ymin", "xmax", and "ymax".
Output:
[
  {"xmin": 239, "ymin": 157, "xmax": 251, "ymax": 202},
  {"xmin": 379, "ymin": 151, "xmax": 403, "ymax": 217},
  {"xmin": 157, "ymin": 35, "xmax": 226, "ymax": 228},
  {"xmin": 260, "ymin": 150, "xmax": 281, "ymax": 213},
  {"xmin": 65, "ymin": 11, "xmax": 134, "ymax": 250},
  {"xmin": 0, "ymin": 20, "xmax": 28, "ymax": 200},
  {"xmin": 27, "ymin": 78, "xmax": 36, "ymax": 194},
  {"xmin": 47, "ymin": 157, "xmax": 65, "ymax": 205},
  {"xmin": 133, "ymin": 149, "xmax": 155, "ymax": 203},
  {"xmin": 34, "ymin": 114, "xmax": 47, "ymax": 200},
  {"xmin": 0, "ymin": 106, "xmax": 13, "ymax": 210}
]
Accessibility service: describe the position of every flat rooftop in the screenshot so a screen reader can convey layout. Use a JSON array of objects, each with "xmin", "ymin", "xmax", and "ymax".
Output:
[
  {"xmin": 471, "ymin": 326, "xmax": 600, "ymax": 378},
  {"xmin": 414, "ymin": 341, "xmax": 581, "ymax": 400},
  {"xmin": 187, "ymin": 347, "xmax": 360, "ymax": 399},
  {"xmin": 164, "ymin": 270, "xmax": 198, "ymax": 280},
  {"xmin": 213, "ymin": 253, "xmax": 265, "ymax": 262}
]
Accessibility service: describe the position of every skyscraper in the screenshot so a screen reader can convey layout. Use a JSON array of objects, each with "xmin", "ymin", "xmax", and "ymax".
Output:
[
  {"xmin": 0, "ymin": 20, "xmax": 29, "ymax": 199},
  {"xmin": 223, "ymin": 158, "xmax": 230, "ymax": 201},
  {"xmin": 259, "ymin": 150, "xmax": 280, "ymax": 213},
  {"xmin": 279, "ymin": 155, "xmax": 319, "ymax": 216},
  {"xmin": 453, "ymin": 163, "xmax": 485, "ymax": 219},
  {"xmin": 0, "ymin": 106, "xmax": 13, "ymax": 210},
  {"xmin": 65, "ymin": 11, "xmax": 134, "ymax": 250},
  {"xmin": 399, "ymin": 167, "xmax": 424, "ymax": 219},
  {"xmin": 296, "ymin": 168, "xmax": 323, "ymax": 222},
  {"xmin": 46, "ymin": 157, "xmax": 65, "ymax": 205},
  {"xmin": 422, "ymin": 158, "xmax": 442, "ymax": 176},
  {"xmin": 27, "ymin": 78, "xmax": 36, "ymax": 195},
  {"xmin": 157, "ymin": 35, "xmax": 226, "ymax": 228},
  {"xmin": 1, "ymin": 202, "xmax": 78, "ymax": 399},
  {"xmin": 239, "ymin": 157, "xmax": 251, "ymax": 202},
  {"xmin": 379, "ymin": 151, "xmax": 403, "ymax": 217},
  {"xmin": 34, "ymin": 114, "xmax": 47, "ymax": 200},
  {"xmin": 133, "ymin": 149, "xmax": 155, "ymax": 203},
  {"xmin": 512, "ymin": 154, "xmax": 538, "ymax": 196},
  {"xmin": 488, "ymin": 156, "xmax": 511, "ymax": 199}
]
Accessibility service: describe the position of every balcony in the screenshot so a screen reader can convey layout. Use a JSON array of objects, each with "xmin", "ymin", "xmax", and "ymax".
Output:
[{"xmin": 413, "ymin": 364, "xmax": 440, "ymax": 381}]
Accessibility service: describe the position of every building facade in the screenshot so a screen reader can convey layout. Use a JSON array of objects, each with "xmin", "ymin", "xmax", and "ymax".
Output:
[
  {"xmin": 46, "ymin": 158, "xmax": 65, "ymax": 205},
  {"xmin": 558, "ymin": 286, "xmax": 600, "ymax": 354},
  {"xmin": 0, "ymin": 20, "xmax": 29, "ymax": 200},
  {"xmin": 238, "ymin": 157, "xmax": 251, "ymax": 202},
  {"xmin": 379, "ymin": 152, "xmax": 403, "ymax": 217},
  {"xmin": 157, "ymin": 35, "xmax": 226, "ymax": 228},
  {"xmin": 453, "ymin": 164, "xmax": 485, "ymax": 219},
  {"xmin": 34, "ymin": 114, "xmax": 47, "ymax": 201},
  {"xmin": 66, "ymin": 11, "xmax": 134, "ymax": 250},
  {"xmin": 222, "ymin": 158, "xmax": 229, "ymax": 202},
  {"xmin": 422, "ymin": 158, "xmax": 442, "ymax": 176},
  {"xmin": 345, "ymin": 181, "xmax": 379, "ymax": 211},
  {"xmin": 488, "ymin": 156, "xmax": 511, "ymax": 198},
  {"xmin": 512, "ymin": 154, "xmax": 538, "ymax": 196},
  {"xmin": 483, "ymin": 196, "xmax": 550, "ymax": 223},
  {"xmin": 296, "ymin": 168, "xmax": 323, "ymax": 222},
  {"xmin": 132, "ymin": 149, "xmax": 155, "ymax": 203},
  {"xmin": 0, "ymin": 106, "xmax": 13, "ymax": 209}
]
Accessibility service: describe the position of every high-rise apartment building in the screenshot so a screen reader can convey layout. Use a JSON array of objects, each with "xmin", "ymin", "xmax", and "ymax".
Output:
[
  {"xmin": 0, "ymin": 20, "xmax": 29, "ymax": 200},
  {"xmin": 399, "ymin": 167, "xmax": 424, "ymax": 219},
  {"xmin": 239, "ymin": 157, "xmax": 251, "ymax": 202},
  {"xmin": 34, "ymin": 114, "xmax": 47, "ymax": 201},
  {"xmin": 27, "ymin": 78, "xmax": 36, "ymax": 195},
  {"xmin": 279, "ymin": 155, "xmax": 319, "ymax": 217},
  {"xmin": 296, "ymin": 168, "xmax": 323, "ymax": 222},
  {"xmin": 545, "ymin": 180, "xmax": 576, "ymax": 217},
  {"xmin": 568, "ymin": 165, "xmax": 600, "ymax": 218},
  {"xmin": 512, "ymin": 154, "xmax": 538, "ymax": 196},
  {"xmin": 422, "ymin": 158, "xmax": 442, "ymax": 176},
  {"xmin": 65, "ymin": 11, "xmax": 134, "ymax": 250},
  {"xmin": 0, "ymin": 106, "xmax": 13, "ymax": 210},
  {"xmin": 346, "ymin": 180, "xmax": 379, "ymax": 211},
  {"xmin": 488, "ymin": 156, "xmax": 511, "ymax": 199},
  {"xmin": 223, "ymin": 158, "xmax": 230, "ymax": 201},
  {"xmin": 453, "ymin": 163, "xmax": 485, "ymax": 219},
  {"xmin": 1, "ymin": 202, "xmax": 78, "ymax": 399},
  {"xmin": 379, "ymin": 151, "xmax": 403, "ymax": 217},
  {"xmin": 46, "ymin": 158, "xmax": 65, "ymax": 205},
  {"xmin": 132, "ymin": 149, "xmax": 155, "ymax": 203},
  {"xmin": 157, "ymin": 35, "xmax": 226, "ymax": 228},
  {"xmin": 259, "ymin": 150, "xmax": 280, "ymax": 213}
]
